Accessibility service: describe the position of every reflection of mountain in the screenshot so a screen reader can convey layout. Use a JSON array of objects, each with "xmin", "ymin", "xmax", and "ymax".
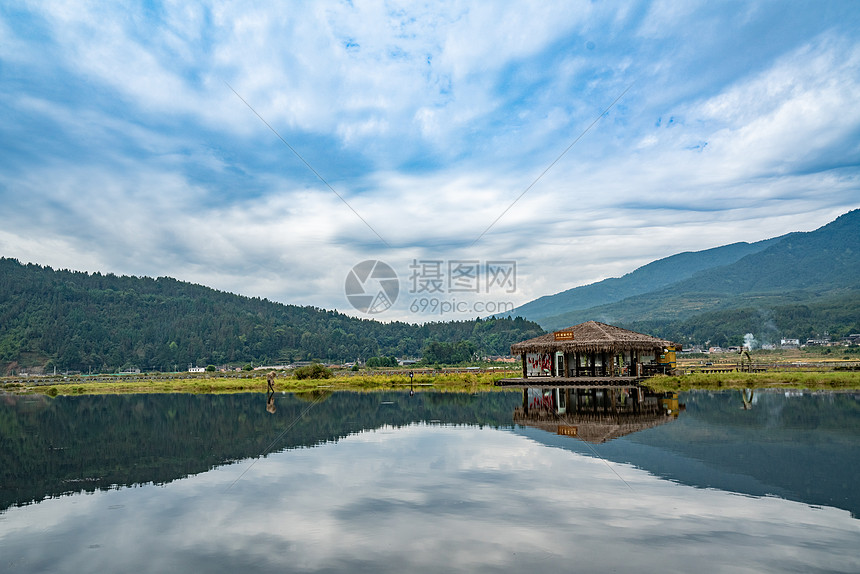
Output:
[
  {"xmin": 515, "ymin": 390, "xmax": 860, "ymax": 519},
  {"xmin": 512, "ymin": 387, "xmax": 680, "ymax": 443},
  {"xmin": 0, "ymin": 391, "xmax": 521, "ymax": 513},
  {"xmin": 2, "ymin": 390, "xmax": 858, "ymax": 520}
]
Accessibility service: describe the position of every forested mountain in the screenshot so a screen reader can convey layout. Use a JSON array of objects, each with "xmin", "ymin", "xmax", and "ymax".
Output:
[
  {"xmin": 0, "ymin": 259, "xmax": 543, "ymax": 373},
  {"xmin": 507, "ymin": 236, "xmax": 783, "ymax": 322},
  {"xmin": 3, "ymin": 210, "xmax": 857, "ymax": 371},
  {"xmin": 534, "ymin": 209, "xmax": 860, "ymax": 345}
]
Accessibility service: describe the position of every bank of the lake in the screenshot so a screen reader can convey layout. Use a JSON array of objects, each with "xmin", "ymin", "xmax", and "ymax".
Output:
[
  {"xmin": 5, "ymin": 368, "xmax": 860, "ymax": 396},
  {"xmin": 5, "ymin": 371, "xmax": 510, "ymax": 396},
  {"xmin": 645, "ymin": 370, "xmax": 860, "ymax": 392}
]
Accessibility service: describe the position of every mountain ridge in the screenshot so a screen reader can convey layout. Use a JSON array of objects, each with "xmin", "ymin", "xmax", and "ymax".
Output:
[
  {"xmin": 516, "ymin": 209, "xmax": 860, "ymax": 344},
  {"xmin": 506, "ymin": 235, "xmax": 786, "ymax": 322}
]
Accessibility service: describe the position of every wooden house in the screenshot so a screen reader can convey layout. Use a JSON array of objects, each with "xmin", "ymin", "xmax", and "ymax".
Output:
[{"xmin": 501, "ymin": 321, "xmax": 680, "ymax": 384}]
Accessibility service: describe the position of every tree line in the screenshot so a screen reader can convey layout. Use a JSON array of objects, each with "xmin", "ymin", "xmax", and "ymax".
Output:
[{"xmin": 0, "ymin": 258, "xmax": 544, "ymax": 372}]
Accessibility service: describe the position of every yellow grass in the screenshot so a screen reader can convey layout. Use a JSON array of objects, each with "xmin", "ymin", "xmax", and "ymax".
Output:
[
  {"xmin": 11, "ymin": 371, "xmax": 515, "ymax": 396},
  {"xmin": 644, "ymin": 370, "xmax": 860, "ymax": 392},
  {"xmin": 7, "ymin": 368, "xmax": 860, "ymax": 396}
]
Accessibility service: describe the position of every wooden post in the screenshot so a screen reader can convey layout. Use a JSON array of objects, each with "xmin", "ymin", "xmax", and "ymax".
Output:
[{"xmin": 521, "ymin": 353, "xmax": 527, "ymax": 380}]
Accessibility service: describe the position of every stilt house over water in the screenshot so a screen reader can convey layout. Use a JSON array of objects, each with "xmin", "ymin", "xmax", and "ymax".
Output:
[{"xmin": 505, "ymin": 321, "xmax": 681, "ymax": 383}]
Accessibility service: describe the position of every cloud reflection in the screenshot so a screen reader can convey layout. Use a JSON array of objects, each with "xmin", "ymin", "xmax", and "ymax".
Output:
[{"xmin": 1, "ymin": 424, "xmax": 857, "ymax": 573}]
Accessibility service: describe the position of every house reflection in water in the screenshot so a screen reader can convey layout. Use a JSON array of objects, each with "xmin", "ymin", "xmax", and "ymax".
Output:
[{"xmin": 514, "ymin": 386, "xmax": 683, "ymax": 443}]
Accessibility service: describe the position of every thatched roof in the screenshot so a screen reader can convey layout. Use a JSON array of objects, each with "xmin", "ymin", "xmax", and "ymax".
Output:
[
  {"xmin": 513, "ymin": 410, "xmax": 675, "ymax": 443},
  {"xmin": 510, "ymin": 321, "xmax": 680, "ymax": 355}
]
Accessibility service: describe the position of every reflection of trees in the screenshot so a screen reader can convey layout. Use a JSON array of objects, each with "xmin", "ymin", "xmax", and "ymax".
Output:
[
  {"xmin": 646, "ymin": 391, "xmax": 860, "ymax": 519},
  {"xmin": 294, "ymin": 390, "xmax": 333, "ymax": 403},
  {"xmin": 0, "ymin": 391, "xmax": 522, "ymax": 512}
]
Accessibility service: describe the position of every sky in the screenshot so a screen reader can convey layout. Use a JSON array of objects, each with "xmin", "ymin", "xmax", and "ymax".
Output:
[{"xmin": 2, "ymin": 1, "xmax": 859, "ymax": 323}]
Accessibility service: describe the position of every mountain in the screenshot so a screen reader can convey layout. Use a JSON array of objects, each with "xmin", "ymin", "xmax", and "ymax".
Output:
[
  {"xmin": 518, "ymin": 209, "xmax": 860, "ymax": 345},
  {"xmin": 506, "ymin": 237, "xmax": 783, "ymax": 322},
  {"xmin": 0, "ymin": 259, "xmax": 543, "ymax": 373}
]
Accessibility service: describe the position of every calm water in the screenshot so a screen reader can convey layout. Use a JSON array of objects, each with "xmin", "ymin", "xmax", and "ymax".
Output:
[{"xmin": 2, "ymin": 389, "xmax": 858, "ymax": 573}]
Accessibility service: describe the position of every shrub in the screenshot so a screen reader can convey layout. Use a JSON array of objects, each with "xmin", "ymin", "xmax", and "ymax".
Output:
[
  {"xmin": 47, "ymin": 387, "xmax": 59, "ymax": 397},
  {"xmin": 294, "ymin": 363, "xmax": 334, "ymax": 380}
]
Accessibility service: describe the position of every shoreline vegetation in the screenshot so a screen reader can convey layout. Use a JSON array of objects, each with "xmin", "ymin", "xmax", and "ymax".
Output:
[
  {"xmin": 644, "ymin": 371, "xmax": 860, "ymax": 392},
  {"xmin": 3, "ymin": 368, "xmax": 860, "ymax": 396}
]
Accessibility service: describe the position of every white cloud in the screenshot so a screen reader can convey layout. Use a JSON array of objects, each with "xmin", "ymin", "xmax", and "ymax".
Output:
[
  {"xmin": 2, "ymin": 424, "xmax": 858, "ymax": 573},
  {"xmin": 1, "ymin": 2, "xmax": 859, "ymax": 320}
]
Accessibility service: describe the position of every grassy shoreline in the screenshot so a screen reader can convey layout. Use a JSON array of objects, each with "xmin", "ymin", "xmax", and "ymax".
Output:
[
  {"xmin": 4, "ymin": 370, "xmax": 860, "ymax": 396},
  {"xmin": 644, "ymin": 370, "xmax": 860, "ymax": 392},
  {"xmin": 3, "ymin": 371, "xmax": 509, "ymax": 396}
]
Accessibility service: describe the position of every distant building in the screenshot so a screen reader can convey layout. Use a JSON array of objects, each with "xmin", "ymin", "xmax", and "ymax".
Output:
[
  {"xmin": 780, "ymin": 338, "xmax": 800, "ymax": 348},
  {"xmin": 188, "ymin": 367, "xmax": 205, "ymax": 373}
]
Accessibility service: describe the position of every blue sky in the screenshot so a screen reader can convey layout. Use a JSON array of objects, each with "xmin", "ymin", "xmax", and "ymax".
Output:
[{"xmin": 2, "ymin": 1, "xmax": 859, "ymax": 321}]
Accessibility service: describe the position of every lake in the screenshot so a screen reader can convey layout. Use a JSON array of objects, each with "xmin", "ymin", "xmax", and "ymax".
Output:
[{"xmin": 2, "ymin": 388, "xmax": 858, "ymax": 573}]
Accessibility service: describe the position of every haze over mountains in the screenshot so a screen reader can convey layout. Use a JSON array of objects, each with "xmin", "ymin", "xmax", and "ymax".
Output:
[{"xmin": 503, "ymin": 209, "xmax": 860, "ymax": 346}]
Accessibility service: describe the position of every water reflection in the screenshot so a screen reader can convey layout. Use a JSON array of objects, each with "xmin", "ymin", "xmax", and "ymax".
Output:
[
  {"xmin": 514, "ymin": 386, "xmax": 682, "ymax": 443},
  {"xmin": 1, "ymin": 389, "xmax": 859, "ymax": 573},
  {"xmin": 740, "ymin": 388, "xmax": 754, "ymax": 410},
  {"xmin": 265, "ymin": 390, "xmax": 276, "ymax": 413},
  {"xmin": 0, "ymin": 390, "xmax": 519, "ymax": 513}
]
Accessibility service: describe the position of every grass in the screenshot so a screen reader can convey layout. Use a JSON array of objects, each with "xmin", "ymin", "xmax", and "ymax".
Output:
[
  {"xmin": 13, "ymin": 371, "xmax": 511, "ymax": 396},
  {"xmin": 7, "ymin": 368, "xmax": 860, "ymax": 397},
  {"xmin": 644, "ymin": 370, "xmax": 860, "ymax": 392}
]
